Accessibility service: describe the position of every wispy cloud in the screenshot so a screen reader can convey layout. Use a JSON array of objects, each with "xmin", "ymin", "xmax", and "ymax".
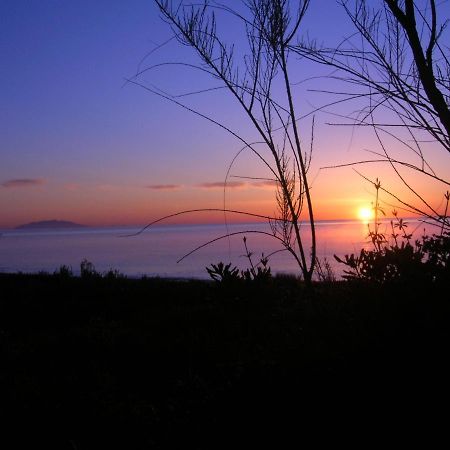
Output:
[
  {"xmin": 251, "ymin": 180, "xmax": 278, "ymax": 188},
  {"xmin": 1, "ymin": 178, "xmax": 46, "ymax": 188},
  {"xmin": 146, "ymin": 184, "xmax": 182, "ymax": 191},
  {"xmin": 196, "ymin": 181, "xmax": 246, "ymax": 189},
  {"xmin": 195, "ymin": 180, "xmax": 277, "ymax": 190}
]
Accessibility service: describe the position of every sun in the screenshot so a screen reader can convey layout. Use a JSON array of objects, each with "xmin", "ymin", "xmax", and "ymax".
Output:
[{"xmin": 358, "ymin": 207, "xmax": 374, "ymax": 222}]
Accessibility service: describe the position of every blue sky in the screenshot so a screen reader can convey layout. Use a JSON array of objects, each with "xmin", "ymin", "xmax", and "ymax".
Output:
[{"xmin": 1, "ymin": 1, "xmax": 447, "ymax": 227}]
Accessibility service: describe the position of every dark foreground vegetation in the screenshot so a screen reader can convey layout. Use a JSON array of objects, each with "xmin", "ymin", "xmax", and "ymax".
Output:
[{"xmin": 1, "ymin": 270, "xmax": 449, "ymax": 447}]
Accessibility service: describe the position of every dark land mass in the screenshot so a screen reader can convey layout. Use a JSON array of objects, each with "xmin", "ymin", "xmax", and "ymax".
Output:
[
  {"xmin": 1, "ymin": 272, "xmax": 448, "ymax": 448},
  {"xmin": 15, "ymin": 219, "xmax": 86, "ymax": 230}
]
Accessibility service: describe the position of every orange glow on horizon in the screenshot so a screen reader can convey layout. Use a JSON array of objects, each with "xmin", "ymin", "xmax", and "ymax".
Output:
[
  {"xmin": 1, "ymin": 198, "xmax": 380, "ymax": 229},
  {"xmin": 1, "ymin": 172, "xmax": 431, "ymax": 229}
]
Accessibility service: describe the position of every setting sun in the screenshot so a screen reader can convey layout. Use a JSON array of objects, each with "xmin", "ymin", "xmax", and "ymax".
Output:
[{"xmin": 358, "ymin": 207, "xmax": 374, "ymax": 222}]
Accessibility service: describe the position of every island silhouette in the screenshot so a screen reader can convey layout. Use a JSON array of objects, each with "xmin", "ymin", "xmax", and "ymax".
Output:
[{"xmin": 15, "ymin": 220, "xmax": 86, "ymax": 230}]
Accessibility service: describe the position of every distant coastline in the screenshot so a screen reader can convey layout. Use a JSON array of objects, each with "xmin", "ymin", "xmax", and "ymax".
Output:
[
  {"xmin": 15, "ymin": 220, "xmax": 86, "ymax": 230},
  {"xmin": 8, "ymin": 216, "xmax": 420, "ymax": 231}
]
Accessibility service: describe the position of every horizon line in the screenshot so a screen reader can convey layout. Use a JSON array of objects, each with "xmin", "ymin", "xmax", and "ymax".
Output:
[{"xmin": 1, "ymin": 215, "xmax": 423, "ymax": 231}]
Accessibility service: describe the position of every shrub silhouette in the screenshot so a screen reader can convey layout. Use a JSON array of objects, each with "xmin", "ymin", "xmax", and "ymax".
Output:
[
  {"xmin": 422, "ymin": 231, "xmax": 450, "ymax": 282},
  {"xmin": 54, "ymin": 265, "xmax": 73, "ymax": 278},
  {"xmin": 335, "ymin": 222, "xmax": 450, "ymax": 284},
  {"xmin": 334, "ymin": 241, "xmax": 424, "ymax": 283},
  {"xmin": 80, "ymin": 259, "xmax": 98, "ymax": 278},
  {"xmin": 206, "ymin": 237, "xmax": 272, "ymax": 285},
  {"xmin": 206, "ymin": 258, "xmax": 272, "ymax": 285},
  {"xmin": 206, "ymin": 262, "xmax": 241, "ymax": 284}
]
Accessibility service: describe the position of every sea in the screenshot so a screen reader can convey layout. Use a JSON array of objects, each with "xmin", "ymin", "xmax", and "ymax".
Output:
[{"xmin": 0, "ymin": 219, "xmax": 431, "ymax": 280}]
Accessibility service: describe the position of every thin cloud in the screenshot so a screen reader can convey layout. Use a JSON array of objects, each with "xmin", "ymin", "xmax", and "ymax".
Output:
[
  {"xmin": 1, "ymin": 178, "xmax": 46, "ymax": 188},
  {"xmin": 146, "ymin": 184, "xmax": 182, "ymax": 191},
  {"xmin": 252, "ymin": 180, "xmax": 278, "ymax": 188},
  {"xmin": 196, "ymin": 181, "xmax": 247, "ymax": 189}
]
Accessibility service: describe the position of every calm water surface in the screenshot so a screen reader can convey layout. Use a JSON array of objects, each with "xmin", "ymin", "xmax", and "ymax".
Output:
[{"xmin": 0, "ymin": 220, "xmax": 429, "ymax": 279}]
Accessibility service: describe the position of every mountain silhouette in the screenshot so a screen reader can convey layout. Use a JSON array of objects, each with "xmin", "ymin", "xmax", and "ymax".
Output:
[{"xmin": 15, "ymin": 220, "xmax": 86, "ymax": 230}]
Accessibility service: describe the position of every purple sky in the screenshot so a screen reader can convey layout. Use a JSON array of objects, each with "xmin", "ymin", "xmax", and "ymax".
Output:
[{"xmin": 1, "ymin": 1, "xmax": 448, "ymax": 228}]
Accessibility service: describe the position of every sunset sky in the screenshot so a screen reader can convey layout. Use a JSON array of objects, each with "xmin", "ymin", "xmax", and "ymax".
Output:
[{"xmin": 1, "ymin": 0, "xmax": 448, "ymax": 229}]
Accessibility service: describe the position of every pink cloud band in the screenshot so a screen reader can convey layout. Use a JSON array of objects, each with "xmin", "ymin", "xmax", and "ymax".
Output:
[
  {"xmin": 146, "ymin": 184, "xmax": 182, "ymax": 191},
  {"xmin": 1, "ymin": 178, "xmax": 46, "ymax": 188}
]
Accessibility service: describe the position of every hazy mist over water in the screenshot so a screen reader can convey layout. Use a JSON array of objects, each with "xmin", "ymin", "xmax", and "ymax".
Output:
[{"xmin": 0, "ymin": 220, "xmax": 431, "ymax": 279}]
